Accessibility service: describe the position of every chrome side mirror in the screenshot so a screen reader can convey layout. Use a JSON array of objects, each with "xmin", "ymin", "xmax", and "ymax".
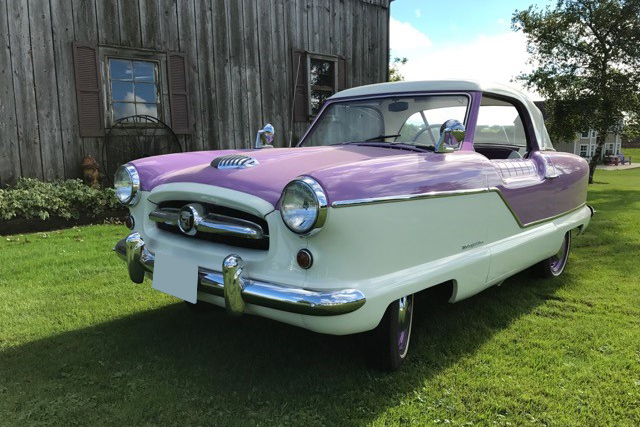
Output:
[
  {"xmin": 435, "ymin": 119, "xmax": 465, "ymax": 153},
  {"xmin": 255, "ymin": 123, "xmax": 275, "ymax": 149}
]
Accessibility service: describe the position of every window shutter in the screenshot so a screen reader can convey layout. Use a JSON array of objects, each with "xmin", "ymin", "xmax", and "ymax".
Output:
[
  {"xmin": 338, "ymin": 56, "xmax": 347, "ymax": 91},
  {"xmin": 73, "ymin": 43, "xmax": 104, "ymax": 137},
  {"xmin": 167, "ymin": 52, "xmax": 191, "ymax": 134},
  {"xmin": 292, "ymin": 50, "xmax": 308, "ymax": 122}
]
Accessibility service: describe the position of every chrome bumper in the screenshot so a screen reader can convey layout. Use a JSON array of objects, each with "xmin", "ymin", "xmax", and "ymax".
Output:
[{"xmin": 113, "ymin": 233, "xmax": 366, "ymax": 317}]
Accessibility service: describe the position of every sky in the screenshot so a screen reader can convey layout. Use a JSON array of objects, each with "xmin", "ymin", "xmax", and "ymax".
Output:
[{"xmin": 389, "ymin": 0, "xmax": 555, "ymax": 100}]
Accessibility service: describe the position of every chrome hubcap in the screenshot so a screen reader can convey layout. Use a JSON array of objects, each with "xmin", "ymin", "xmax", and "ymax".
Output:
[
  {"xmin": 397, "ymin": 294, "xmax": 414, "ymax": 358},
  {"xmin": 550, "ymin": 233, "xmax": 570, "ymax": 275}
]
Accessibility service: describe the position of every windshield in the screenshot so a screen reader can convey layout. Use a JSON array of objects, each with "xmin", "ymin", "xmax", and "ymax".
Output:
[{"xmin": 299, "ymin": 94, "xmax": 469, "ymax": 148}]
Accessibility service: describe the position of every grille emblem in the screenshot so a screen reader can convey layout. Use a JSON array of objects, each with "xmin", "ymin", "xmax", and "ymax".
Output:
[
  {"xmin": 178, "ymin": 204, "xmax": 204, "ymax": 236},
  {"xmin": 211, "ymin": 154, "xmax": 259, "ymax": 169}
]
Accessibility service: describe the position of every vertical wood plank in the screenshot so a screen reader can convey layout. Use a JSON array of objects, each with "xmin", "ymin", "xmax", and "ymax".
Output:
[
  {"xmin": 118, "ymin": 0, "xmax": 141, "ymax": 47},
  {"xmin": 283, "ymin": 0, "xmax": 298, "ymax": 146},
  {"xmin": 0, "ymin": 0, "xmax": 21, "ymax": 185},
  {"xmin": 139, "ymin": 0, "xmax": 161, "ymax": 49},
  {"xmin": 159, "ymin": 0, "xmax": 180, "ymax": 51},
  {"xmin": 342, "ymin": 0, "xmax": 353, "ymax": 88},
  {"xmin": 7, "ymin": 0, "xmax": 44, "ymax": 179},
  {"xmin": 72, "ymin": 0, "xmax": 98, "ymax": 44},
  {"xmin": 242, "ymin": 0, "xmax": 263, "ymax": 146},
  {"xmin": 270, "ymin": 0, "xmax": 286, "ymax": 147},
  {"xmin": 211, "ymin": 0, "xmax": 234, "ymax": 149},
  {"xmin": 195, "ymin": 0, "xmax": 219, "ymax": 149},
  {"xmin": 177, "ymin": 0, "xmax": 202, "ymax": 150},
  {"xmin": 51, "ymin": 0, "xmax": 84, "ymax": 179},
  {"xmin": 351, "ymin": 0, "xmax": 363, "ymax": 87},
  {"xmin": 96, "ymin": 0, "xmax": 120, "ymax": 45},
  {"xmin": 30, "ymin": 0, "xmax": 65, "ymax": 180},
  {"xmin": 226, "ymin": 0, "xmax": 249, "ymax": 149}
]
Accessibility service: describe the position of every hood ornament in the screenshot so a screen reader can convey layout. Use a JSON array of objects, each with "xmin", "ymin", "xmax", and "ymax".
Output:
[{"xmin": 211, "ymin": 154, "xmax": 259, "ymax": 169}]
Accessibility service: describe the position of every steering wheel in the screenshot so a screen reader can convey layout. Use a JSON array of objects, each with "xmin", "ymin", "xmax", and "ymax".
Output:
[{"xmin": 411, "ymin": 124, "xmax": 441, "ymax": 144}]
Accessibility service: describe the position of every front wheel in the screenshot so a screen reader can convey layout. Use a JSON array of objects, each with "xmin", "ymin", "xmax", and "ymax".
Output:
[
  {"xmin": 371, "ymin": 294, "xmax": 414, "ymax": 371},
  {"xmin": 534, "ymin": 231, "xmax": 572, "ymax": 278}
]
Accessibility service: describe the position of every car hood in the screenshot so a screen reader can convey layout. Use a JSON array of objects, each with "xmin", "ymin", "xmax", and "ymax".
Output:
[{"xmin": 131, "ymin": 145, "xmax": 486, "ymax": 207}]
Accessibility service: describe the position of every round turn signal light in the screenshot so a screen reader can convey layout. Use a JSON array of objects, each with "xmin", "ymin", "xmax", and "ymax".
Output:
[{"xmin": 296, "ymin": 249, "xmax": 313, "ymax": 269}]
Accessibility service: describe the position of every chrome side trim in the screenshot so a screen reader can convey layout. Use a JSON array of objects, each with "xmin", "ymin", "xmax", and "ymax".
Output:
[
  {"xmin": 331, "ymin": 188, "xmax": 488, "ymax": 208},
  {"xmin": 332, "ymin": 187, "xmax": 587, "ymax": 229},
  {"xmin": 113, "ymin": 235, "xmax": 366, "ymax": 316},
  {"xmin": 149, "ymin": 208, "xmax": 266, "ymax": 240}
]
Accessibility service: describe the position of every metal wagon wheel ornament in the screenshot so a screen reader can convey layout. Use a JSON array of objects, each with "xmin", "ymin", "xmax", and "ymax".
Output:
[{"xmin": 102, "ymin": 115, "xmax": 182, "ymax": 186}]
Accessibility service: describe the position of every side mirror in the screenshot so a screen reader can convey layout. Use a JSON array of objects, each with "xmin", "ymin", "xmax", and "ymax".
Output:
[
  {"xmin": 255, "ymin": 123, "xmax": 275, "ymax": 149},
  {"xmin": 435, "ymin": 119, "xmax": 465, "ymax": 153}
]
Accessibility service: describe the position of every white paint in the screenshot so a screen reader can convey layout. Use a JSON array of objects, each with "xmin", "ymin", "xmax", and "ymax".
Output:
[{"xmin": 127, "ymin": 184, "xmax": 592, "ymax": 336}]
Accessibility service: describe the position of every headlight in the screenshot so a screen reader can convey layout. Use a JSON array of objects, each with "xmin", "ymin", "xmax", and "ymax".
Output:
[
  {"xmin": 280, "ymin": 177, "xmax": 328, "ymax": 235},
  {"xmin": 114, "ymin": 164, "xmax": 140, "ymax": 205}
]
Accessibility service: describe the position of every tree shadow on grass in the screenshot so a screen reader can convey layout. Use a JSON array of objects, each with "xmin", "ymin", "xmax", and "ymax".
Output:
[{"xmin": 2, "ymin": 270, "xmax": 572, "ymax": 427}]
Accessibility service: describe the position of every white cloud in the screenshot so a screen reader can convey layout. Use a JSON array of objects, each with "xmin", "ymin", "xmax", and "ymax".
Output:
[
  {"xmin": 390, "ymin": 20, "xmax": 540, "ymax": 100},
  {"xmin": 415, "ymin": 9, "xmax": 421, "ymax": 18},
  {"xmin": 497, "ymin": 18, "xmax": 506, "ymax": 25},
  {"xmin": 389, "ymin": 17, "xmax": 432, "ymax": 53}
]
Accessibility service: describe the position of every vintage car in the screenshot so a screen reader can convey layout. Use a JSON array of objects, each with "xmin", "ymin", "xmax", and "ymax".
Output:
[{"xmin": 113, "ymin": 80, "xmax": 594, "ymax": 370}]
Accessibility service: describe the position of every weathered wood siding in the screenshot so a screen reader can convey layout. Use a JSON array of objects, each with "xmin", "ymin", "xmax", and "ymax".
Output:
[{"xmin": 0, "ymin": 0, "xmax": 390, "ymax": 186}]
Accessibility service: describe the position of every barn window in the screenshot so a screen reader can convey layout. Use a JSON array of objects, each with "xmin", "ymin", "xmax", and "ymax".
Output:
[
  {"xmin": 292, "ymin": 50, "xmax": 346, "ymax": 122},
  {"xmin": 107, "ymin": 58, "xmax": 160, "ymax": 122},
  {"xmin": 72, "ymin": 45, "xmax": 192, "ymax": 134},
  {"xmin": 308, "ymin": 55, "xmax": 338, "ymax": 116}
]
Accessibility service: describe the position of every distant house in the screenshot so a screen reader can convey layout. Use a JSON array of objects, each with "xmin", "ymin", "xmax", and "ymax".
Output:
[
  {"xmin": 534, "ymin": 102, "xmax": 622, "ymax": 159},
  {"xmin": 0, "ymin": 0, "xmax": 391, "ymax": 186}
]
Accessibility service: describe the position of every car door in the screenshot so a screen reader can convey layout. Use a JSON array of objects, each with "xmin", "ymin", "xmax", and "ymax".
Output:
[{"xmin": 473, "ymin": 95, "xmax": 562, "ymax": 282}]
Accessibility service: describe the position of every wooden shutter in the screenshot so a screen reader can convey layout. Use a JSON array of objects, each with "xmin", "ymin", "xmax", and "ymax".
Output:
[
  {"xmin": 167, "ymin": 52, "xmax": 191, "ymax": 134},
  {"xmin": 338, "ymin": 56, "xmax": 347, "ymax": 91},
  {"xmin": 292, "ymin": 50, "xmax": 308, "ymax": 122},
  {"xmin": 73, "ymin": 43, "xmax": 104, "ymax": 137}
]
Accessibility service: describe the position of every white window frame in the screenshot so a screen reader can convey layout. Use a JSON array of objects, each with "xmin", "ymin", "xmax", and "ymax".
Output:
[{"xmin": 99, "ymin": 46, "xmax": 168, "ymax": 128}]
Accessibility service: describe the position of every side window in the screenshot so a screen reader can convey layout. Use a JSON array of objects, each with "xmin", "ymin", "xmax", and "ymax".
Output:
[{"xmin": 474, "ymin": 97, "xmax": 529, "ymax": 157}]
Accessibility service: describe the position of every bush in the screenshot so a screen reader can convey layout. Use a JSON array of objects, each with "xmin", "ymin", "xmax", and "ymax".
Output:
[{"xmin": 0, "ymin": 178, "xmax": 123, "ymax": 221}]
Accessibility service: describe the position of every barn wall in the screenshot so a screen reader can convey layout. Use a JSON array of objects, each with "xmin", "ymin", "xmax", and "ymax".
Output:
[{"xmin": 0, "ymin": 0, "xmax": 390, "ymax": 186}]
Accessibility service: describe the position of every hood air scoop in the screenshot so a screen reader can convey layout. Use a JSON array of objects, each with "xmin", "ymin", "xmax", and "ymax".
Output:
[{"xmin": 211, "ymin": 154, "xmax": 259, "ymax": 169}]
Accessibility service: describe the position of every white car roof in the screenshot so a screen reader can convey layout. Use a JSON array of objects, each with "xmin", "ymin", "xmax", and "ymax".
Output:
[{"xmin": 329, "ymin": 80, "xmax": 553, "ymax": 150}]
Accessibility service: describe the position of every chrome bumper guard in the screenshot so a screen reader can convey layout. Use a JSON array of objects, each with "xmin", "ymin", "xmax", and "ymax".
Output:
[{"xmin": 113, "ymin": 233, "xmax": 366, "ymax": 317}]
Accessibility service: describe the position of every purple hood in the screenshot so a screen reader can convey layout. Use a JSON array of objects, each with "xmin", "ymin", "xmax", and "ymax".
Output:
[{"xmin": 131, "ymin": 146, "xmax": 486, "ymax": 206}]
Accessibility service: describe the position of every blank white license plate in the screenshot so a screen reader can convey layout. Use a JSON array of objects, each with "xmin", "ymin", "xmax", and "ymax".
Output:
[{"xmin": 152, "ymin": 252, "xmax": 198, "ymax": 303}]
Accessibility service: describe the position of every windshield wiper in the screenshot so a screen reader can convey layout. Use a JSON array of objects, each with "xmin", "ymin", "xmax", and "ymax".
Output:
[
  {"xmin": 331, "ymin": 134, "xmax": 402, "ymax": 146},
  {"xmin": 364, "ymin": 133, "xmax": 401, "ymax": 142}
]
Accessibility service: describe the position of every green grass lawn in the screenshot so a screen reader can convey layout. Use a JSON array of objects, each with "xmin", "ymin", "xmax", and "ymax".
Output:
[{"xmin": 1, "ymin": 169, "xmax": 639, "ymax": 427}]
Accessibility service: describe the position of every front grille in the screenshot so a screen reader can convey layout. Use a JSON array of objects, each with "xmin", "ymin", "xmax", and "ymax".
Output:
[{"xmin": 152, "ymin": 201, "xmax": 269, "ymax": 250}]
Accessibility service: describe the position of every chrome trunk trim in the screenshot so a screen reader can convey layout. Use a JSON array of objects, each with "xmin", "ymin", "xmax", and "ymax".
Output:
[{"xmin": 114, "ymin": 234, "xmax": 366, "ymax": 316}]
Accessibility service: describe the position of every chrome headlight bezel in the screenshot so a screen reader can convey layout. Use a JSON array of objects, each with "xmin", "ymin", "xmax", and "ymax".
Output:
[
  {"xmin": 114, "ymin": 164, "xmax": 140, "ymax": 206},
  {"xmin": 280, "ymin": 176, "xmax": 328, "ymax": 236}
]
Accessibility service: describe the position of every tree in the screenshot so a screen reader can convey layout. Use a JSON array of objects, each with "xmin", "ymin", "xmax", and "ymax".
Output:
[
  {"xmin": 512, "ymin": 0, "xmax": 640, "ymax": 183},
  {"xmin": 389, "ymin": 56, "xmax": 408, "ymax": 82}
]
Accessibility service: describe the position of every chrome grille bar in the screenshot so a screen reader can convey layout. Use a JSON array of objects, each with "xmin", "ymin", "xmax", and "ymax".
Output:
[{"xmin": 149, "ymin": 208, "xmax": 266, "ymax": 240}]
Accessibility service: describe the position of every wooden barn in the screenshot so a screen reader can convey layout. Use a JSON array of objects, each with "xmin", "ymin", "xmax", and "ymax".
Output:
[{"xmin": 0, "ymin": 0, "xmax": 391, "ymax": 186}]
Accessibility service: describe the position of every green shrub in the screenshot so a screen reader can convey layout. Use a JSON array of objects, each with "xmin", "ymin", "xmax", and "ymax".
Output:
[{"xmin": 0, "ymin": 178, "xmax": 123, "ymax": 221}]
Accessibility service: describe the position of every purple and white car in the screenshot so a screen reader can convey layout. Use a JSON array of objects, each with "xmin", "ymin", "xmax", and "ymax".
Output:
[{"xmin": 113, "ymin": 80, "xmax": 593, "ymax": 370}]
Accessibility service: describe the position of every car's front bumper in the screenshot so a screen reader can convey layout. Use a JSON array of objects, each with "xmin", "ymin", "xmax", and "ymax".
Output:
[{"xmin": 114, "ymin": 232, "xmax": 366, "ymax": 317}]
